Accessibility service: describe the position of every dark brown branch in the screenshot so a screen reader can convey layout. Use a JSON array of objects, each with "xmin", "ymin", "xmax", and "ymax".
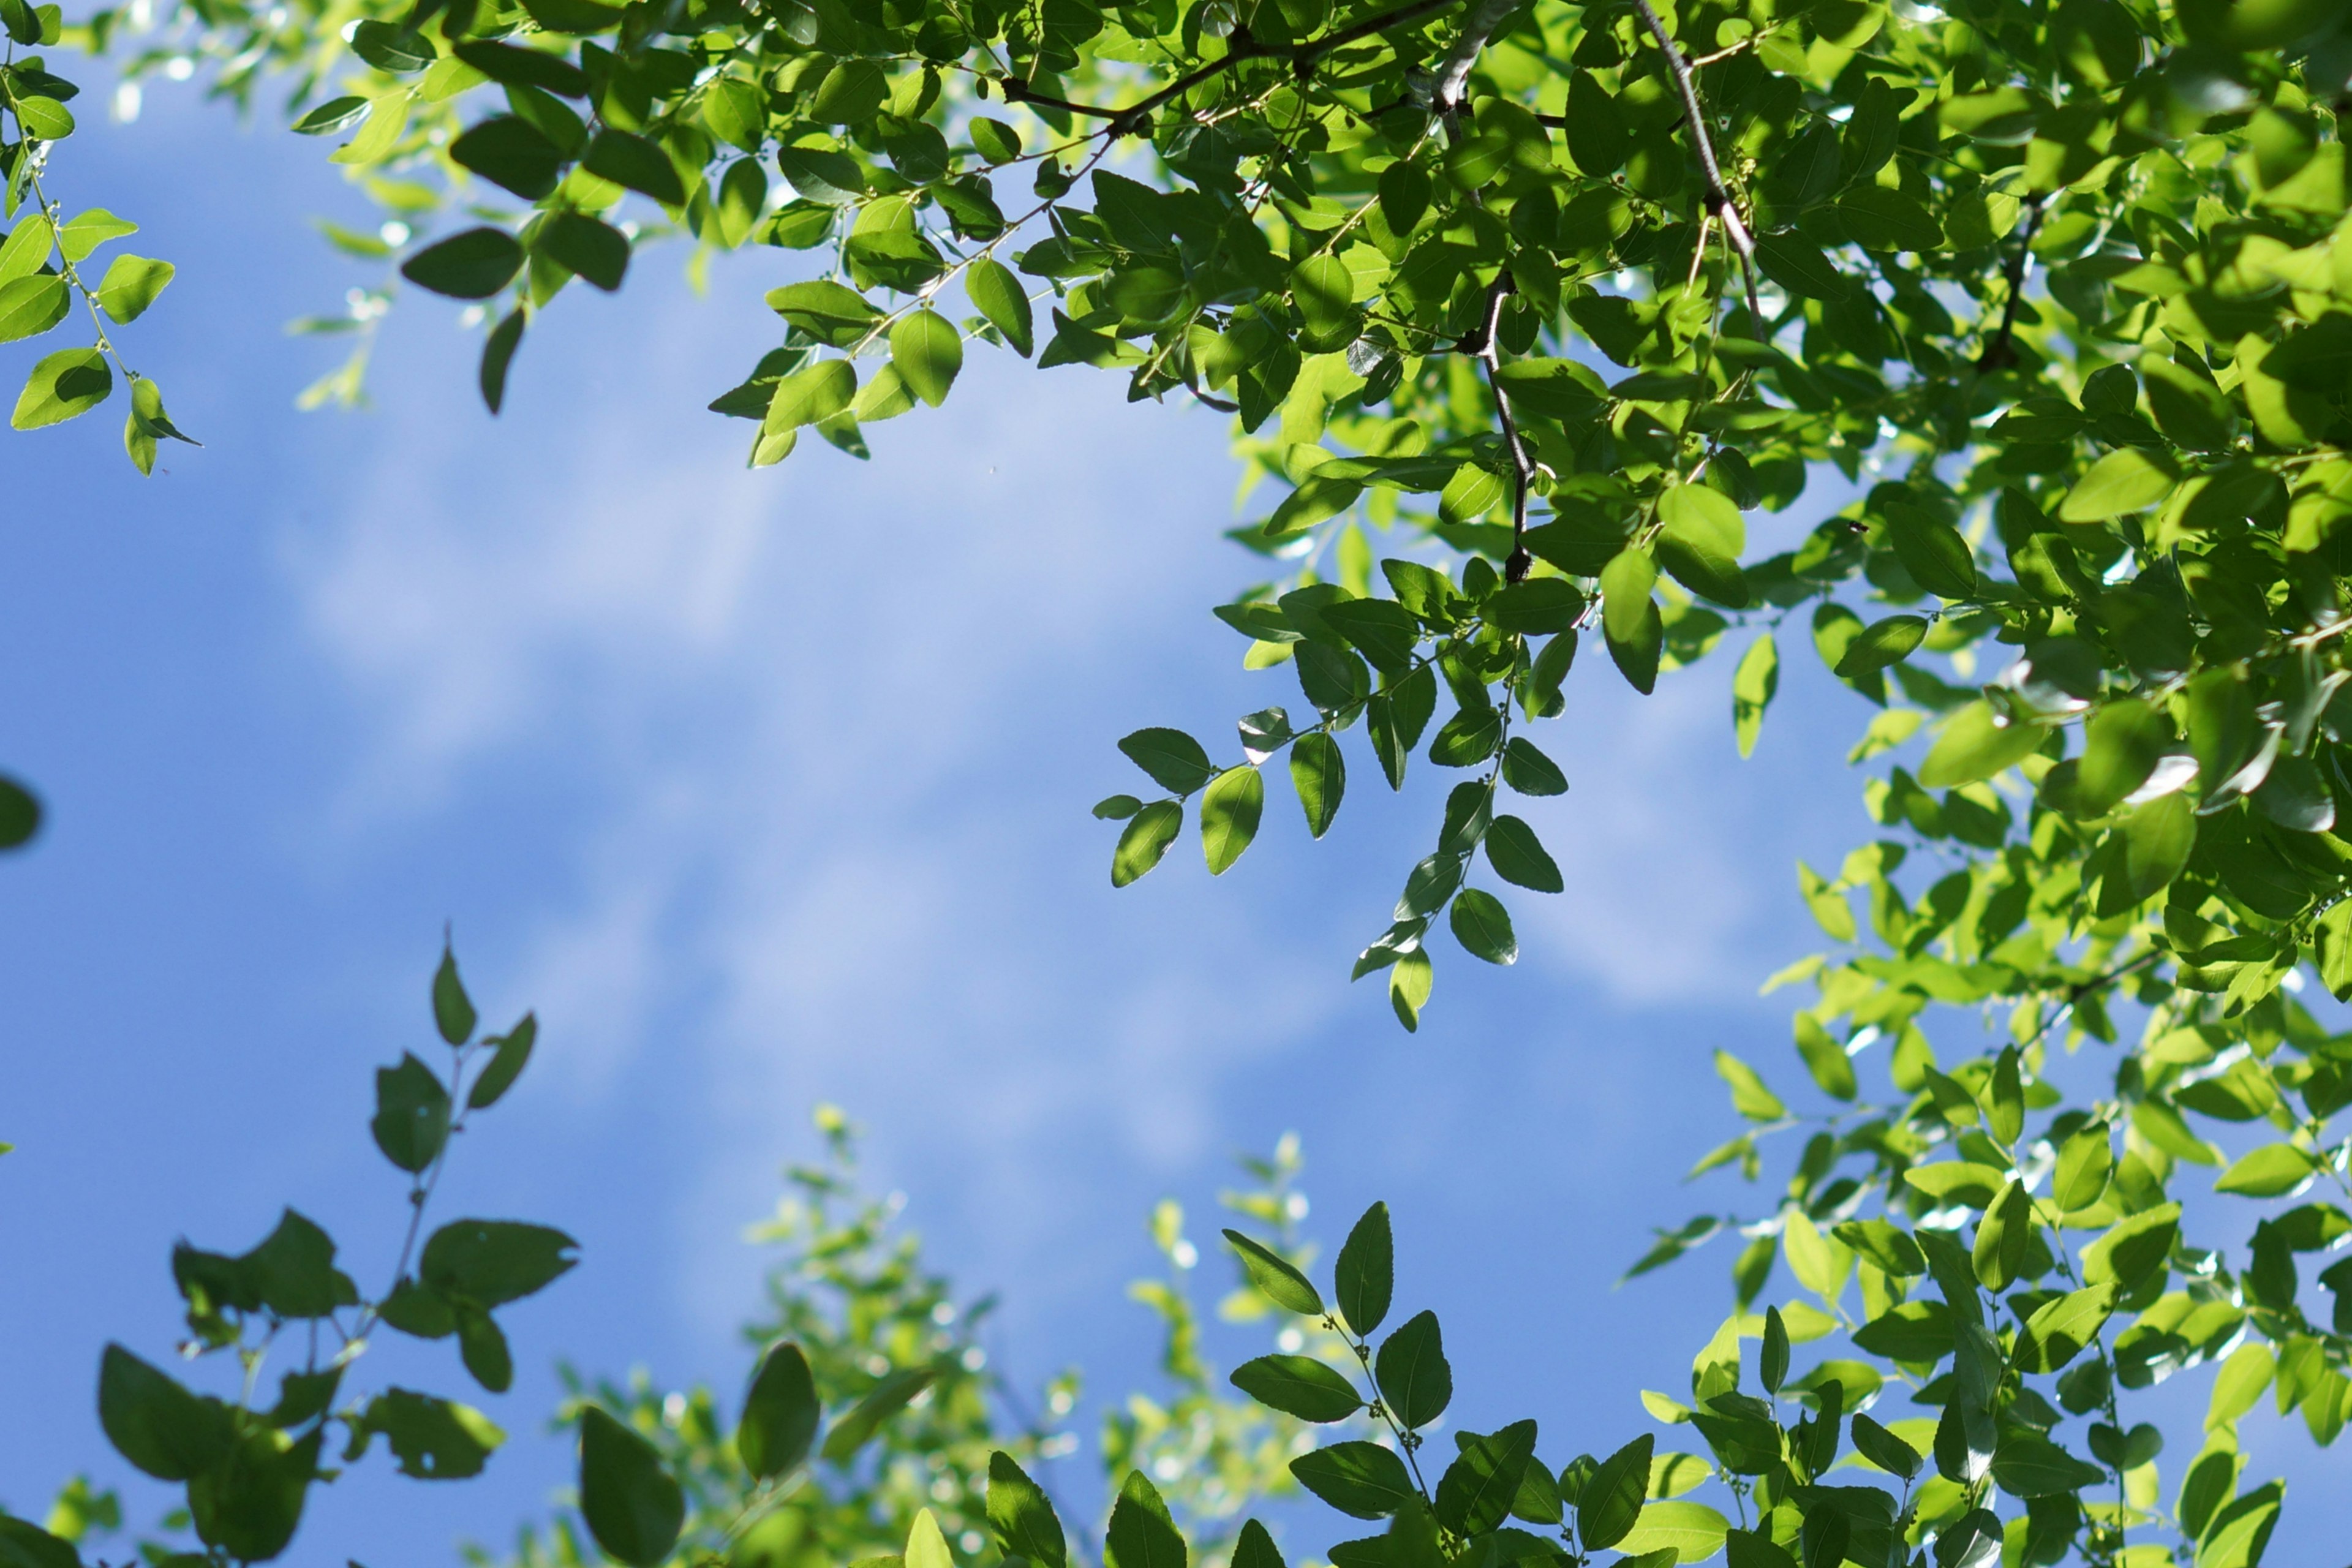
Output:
[
  {"xmin": 1975, "ymin": 197, "xmax": 2047, "ymax": 374},
  {"xmin": 1459, "ymin": 273, "xmax": 1536, "ymax": 582},
  {"xmin": 1629, "ymin": 0, "xmax": 1761, "ymax": 330},
  {"xmin": 999, "ymin": 0, "xmax": 1461, "ymax": 137}
]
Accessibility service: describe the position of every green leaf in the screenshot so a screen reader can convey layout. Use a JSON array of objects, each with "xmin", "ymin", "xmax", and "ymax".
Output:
[
  {"xmin": 1988, "ymin": 1434, "xmax": 2103, "ymax": 1498},
  {"xmin": 1834, "ymin": 616, "xmax": 1926, "ymax": 678},
  {"xmin": 1615, "ymin": 1501, "xmax": 1730, "ymax": 1564},
  {"xmin": 1200, "ymin": 766, "xmax": 1264, "ymax": 874},
  {"xmin": 14, "ymin": 95, "xmax": 74, "ymax": 139},
  {"xmin": 1919, "ymin": 702, "xmax": 2043, "ymax": 788},
  {"xmin": 1500, "ymin": 737, "xmax": 1566, "ymax": 796},
  {"xmin": 1599, "ymin": 548, "xmax": 1662, "ymax": 693},
  {"xmin": 1760, "ymin": 1306, "xmax": 1789, "ymax": 1393},
  {"xmin": 905, "ymin": 1509, "xmax": 952, "ymax": 1568},
  {"xmin": 1835, "ymin": 185, "xmax": 1940, "ymax": 251},
  {"xmin": 2051, "ymin": 1125, "xmax": 2113, "ymax": 1212},
  {"xmin": 2078, "ymin": 702, "xmax": 2167, "ymax": 812},
  {"xmin": 1231, "ymin": 1520, "xmax": 1283, "ymax": 1568},
  {"xmin": 2215, "ymin": 1143, "xmax": 2318, "ymax": 1197},
  {"xmin": 738, "ymin": 1341, "xmax": 820, "ymax": 1479},
  {"xmin": 433, "ymin": 943, "xmax": 477, "ymax": 1044},
  {"xmin": 579, "ymin": 1406, "xmax": 684, "ymax": 1568},
  {"xmin": 1290, "ymin": 731, "xmax": 1344, "ymax": 838},
  {"xmin": 1223, "ymin": 1228, "xmax": 1324, "ymax": 1315},
  {"xmin": 0, "ymin": 274, "xmax": 70, "ymax": 343},
  {"xmin": 478, "ymin": 309, "xmax": 524, "ymax": 413},
  {"xmin": 1880, "ymin": 504, "xmax": 1977, "ymax": 599},
  {"xmin": 1289, "ymin": 1441, "xmax": 1417, "ymax": 1519},
  {"xmin": 2014, "ymin": 1283, "xmax": 2114, "ymax": 1373},
  {"xmin": 0, "ymin": 777, "xmax": 40, "ymax": 849},
  {"xmin": 1732, "ymin": 633, "xmax": 1777, "ymax": 759},
  {"xmin": 1094, "ymin": 794, "xmax": 1142, "ymax": 820},
  {"xmin": 821, "ymin": 1366, "xmax": 939, "ymax": 1463},
  {"xmin": 189, "ymin": 1427, "xmax": 320, "ymax": 1562},
  {"xmin": 467, "ymin": 1013, "xmax": 537, "ymax": 1109},
  {"xmin": 1435, "ymin": 1419, "xmax": 1537, "ymax": 1537},
  {"xmin": 1792, "ymin": 1015, "xmax": 1856, "ymax": 1101},
  {"xmin": 1112, "ymin": 801, "xmax": 1182, "ymax": 886},
  {"xmin": 1375, "ymin": 1309, "xmax": 1451, "ymax": 1428},
  {"xmin": 1848, "ymin": 1414, "xmax": 1921, "ymax": 1479},
  {"xmin": 538, "ymin": 213, "xmax": 629, "ymax": 290},
  {"xmin": 0, "ymin": 216, "xmax": 54, "ymax": 287},
  {"xmin": 12, "ymin": 348, "xmax": 111, "ymax": 429},
  {"xmin": 987, "ymin": 1452, "xmax": 1066, "ymax": 1568},
  {"xmin": 1119, "ymin": 728, "xmax": 1218, "ymax": 793},
  {"xmin": 99, "ymin": 1345, "xmax": 235, "ymax": 1481},
  {"xmin": 890, "ymin": 310, "xmax": 963, "ymax": 407},
  {"xmin": 2060, "ymin": 448, "xmax": 2179, "ymax": 521},
  {"xmin": 970, "ymin": 117, "xmax": 1023, "ymax": 163},
  {"xmin": 457, "ymin": 1303, "xmax": 513, "ymax": 1392},
  {"xmin": 967, "ymin": 257, "xmax": 1033, "ymax": 357},
  {"xmin": 451, "ymin": 115, "xmax": 564, "ymax": 199},
  {"xmin": 1335, "ymin": 1201, "xmax": 1392, "ymax": 1338},
  {"xmin": 292, "ymin": 94, "xmax": 372, "ymax": 135},
  {"xmin": 582, "ymin": 129, "xmax": 685, "ymax": 206},
  {"xmin": 1450, "ymin": 888, "xmax": 1517, "ymax": 964},
  {"xmin": 419, "ymin": 1219, "xmax": 579, "ymax": 1305},
  {"xmin": 371, "ymin": 1053, "xmax": 451, "ymax": 1172},
  {"xmin": 1753, "ymin": 232, "xmax": 1847, "ymax": 298},
  {"xmin": 1656, "ymin": 483, "xmax": 1748, "ymax": 608},
  {"xmin": 1715, "ymin": 1050, "xmax": 1786, "ymax": 1121},
  {"xmin": 57, "ymin": 209, "xmax": 135, "ymax": 264},
  {"xmin": 521, "ymin": 0, "xmax": 623, "ymax": 31},
  {"xmin": 402, "ymin": 228, "xmax": 524, "ymax": 299},
  {"xmin": 1483, "ymin": 815, "xmax": 1562, "ymax": 893},
  {"xmin": 1105, "ymin": 1471, "xmax": 1186, "ymax": 1568},
  {"xmin": 361, "ymin": 1389, "xmax": 503, "ymax": 1479},
  {"xmin": 1578, "ymin": 1433, "xmax": 1654, "ymax": 1551},
  {"xmin": 1230, "ymin": 1355, "xmax": 1363, "ymax": 1422},
  {"xmin": 454, "ymin": 41, "xmax": 590, "ymax": 97}
]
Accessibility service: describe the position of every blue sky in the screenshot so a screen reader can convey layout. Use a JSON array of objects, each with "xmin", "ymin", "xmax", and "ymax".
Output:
[{"xmin": 2, "ymin": 77, "xmax": 2345, "ymax": 1568}]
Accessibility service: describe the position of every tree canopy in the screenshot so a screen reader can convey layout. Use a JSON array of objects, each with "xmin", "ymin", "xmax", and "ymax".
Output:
[{"xmin": 7, "ymin": 0, "xmax": 2352, "ymax": 1565}]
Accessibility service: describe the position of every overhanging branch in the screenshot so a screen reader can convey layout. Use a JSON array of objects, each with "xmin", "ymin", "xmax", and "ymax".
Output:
[{"xmin": 1630, "ymin": 0, "xmax": 1762, "ymax": 330}]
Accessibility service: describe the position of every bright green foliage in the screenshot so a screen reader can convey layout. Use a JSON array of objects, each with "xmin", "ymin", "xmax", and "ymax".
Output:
[
  {"xmin": 0, "ymin": 23, "xmax": 192, "ymax": 466},
  {"xmin": 7, "ymin": 0, "xmax": 2352, "ymax": 1562}
]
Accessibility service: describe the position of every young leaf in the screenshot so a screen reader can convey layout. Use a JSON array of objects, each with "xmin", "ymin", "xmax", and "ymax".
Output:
[
  {"xmin": 433, "ymin": 942, "xmax": 477, "ymax": 1044},
  {"xmin": 1760, "ymin": 1306, "xmax": 1790, "ymax": 1394},
  {"xmin": 1222, "ymin": 1229, "xmax": 1324, "ymax": 1316},
  {"xmin": 467, "ymin": 1014, "xmax": 537, "ymax": 1109}
]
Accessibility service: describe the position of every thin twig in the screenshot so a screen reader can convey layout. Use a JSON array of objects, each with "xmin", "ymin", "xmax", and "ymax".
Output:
[
  {"xmin": 1629, "ymin": 0, "xmax": 1762, "ymax": 330},
  {"xmin": 1975, "ymin": 196, "xmax": 2046, "ymax": 373}
]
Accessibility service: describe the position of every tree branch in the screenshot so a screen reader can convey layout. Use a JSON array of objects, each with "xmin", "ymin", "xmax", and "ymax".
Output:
[
  {"xmin": 1459, "ymin": 273, "xmax": 1536, "ymax": 583},
  {"xmin": 1975, "ymin": 196, "xmax": 2046, "ymax": 374},
  {"xmin": 999, "ymin": 0, "xmax": 1461, "ymax": 137},
  {"xmin": 1428, "ymin": 0, "xmax": 1521, "ymax": 113},
  {"xmin": 1629, "ymin": 0, "xmax": 1761, "ymax": 330}
]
